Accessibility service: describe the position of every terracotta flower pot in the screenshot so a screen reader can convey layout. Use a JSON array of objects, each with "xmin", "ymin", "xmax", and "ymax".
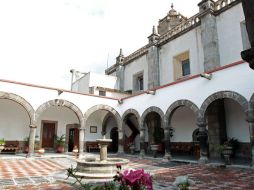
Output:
[
  {"xmin": 38, "ymin": 148, "xmax": 45, "ymax": 154},
  {"xmin": 57, "ymin": 146, "xmax": 64, "ymax": 153}
]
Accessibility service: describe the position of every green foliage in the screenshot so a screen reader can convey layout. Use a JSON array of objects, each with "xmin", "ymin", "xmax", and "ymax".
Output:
[
  {"xmin": 55, "ymin": 134, "xmax": 66, "ymax": 146},
  {"xmin": 227, "ymin": 138, "xmax": 239, "ymax": 150},
  {"xmin": 0, "ymin": 138, "xmax": 5, "ymax": 145}
]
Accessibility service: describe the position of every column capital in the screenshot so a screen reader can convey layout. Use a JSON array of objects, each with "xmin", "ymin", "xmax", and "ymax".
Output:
[
  {"xmin": 196, "ymin": 121, "xmax": 207, "ymax": 128},
  {"xmin": 246, "ymin": 109, "xmax": 254, "ymax": 122},
  {"xmin": 29, "ymin": 124, "xmax": 37, "ymax": 129}
]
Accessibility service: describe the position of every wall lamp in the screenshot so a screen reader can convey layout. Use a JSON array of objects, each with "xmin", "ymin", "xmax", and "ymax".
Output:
[
  {"xmin": 146, "ymin": 90, "xmax": 156, "ymax": 95},
  {"xmin": 57, "ymin": 90, "xmax": 63, "ymax": 96},
  {"xmin": 118, "ymin": 99, "xmax": 123, "ymax": 104},
  {"xmin": 200, "ymin": 73, "xmax": 213, "ymax": 80}
]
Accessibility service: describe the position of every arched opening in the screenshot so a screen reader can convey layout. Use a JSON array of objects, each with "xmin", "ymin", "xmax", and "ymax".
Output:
[
  {"xmin": 0, "ymin": 99, "xmax": 31, "ymax": 153},
  {"xmin": 170, "ymin": 106, "xmax": 199, "ymax": 160},
  {"xmin": 204, "ymin": 98, "xmax": 250, "ymax": 163},
  {"xmin": 35, "ymin": 100, "xmax": 81, "ymax": 153},
  {"xmin": 144, "ymin": 111, "xmax": 164, "ymax": 156},
  {"xmin": 122, "ymin": 112, "xmax": 140, "ymax": 154},
  {"xmin": 84, "ymin": 105, "xmax": 121, "ymax": 153}
]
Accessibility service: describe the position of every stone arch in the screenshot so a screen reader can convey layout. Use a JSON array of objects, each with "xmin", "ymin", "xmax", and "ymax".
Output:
[
  {"xmin": 140, "ymin": 106, "xmax": 165, "ymax": 128},
  {"xmin": 165, "ymin": 100, "xmax": 199, "ymax": 127},
  {"xmin": 102, "ymin": 112, "xmax": 115, "ymax": 133},
  {"xmin": 83, "ymin": 104, "xmax": 122, "ymax": 131},
  {"xmin": 250, "ymin": 93, "xmax": 254, "ymax": 105},
  {"xmin": 199, "ymin": 91, "xmax": 249, "ymax": 121},
  {"xmin": 122, "ymin": 109, "xmax": 141, "ymax": 129},
  {"xmin": 0, "ymin": 91, "xmax": 35, "ymax": 124},
  {"xmin": 35, "ymin": 99, "xmax": 84, "ymax": 127}
]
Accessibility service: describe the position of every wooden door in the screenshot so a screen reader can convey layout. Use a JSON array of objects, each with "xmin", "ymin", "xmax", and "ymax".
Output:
[
  {"xmin": 42, "ymin": 122, "xmax": 56, "ymax": 148},
  {"xmin": 68, "ymin": 128, "xmax": 79, "ymax": 152}
]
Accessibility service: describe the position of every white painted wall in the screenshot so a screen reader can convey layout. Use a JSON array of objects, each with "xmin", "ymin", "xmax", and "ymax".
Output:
[
  {"xmin": 159, "ymin": 27, "xmax": 204, "ymax": 85},
  {"xmin": 224, "ymin": 99, "xmax": 250, "ymax": 143},
  {"xmin": 89, "ymin": 73, "xmax": 118, "ymax": 90},
  {"xmin": 84, "ymin": 110, "xmax": 107, "ymax": 141},
  {"xmin": 72, "ymin": 72, "xmax": 118, "ymax": 93},
  {"xmin": 0, "ymin": 99, "xmax": 30, "ymax": 140},
  {"xmin": 36, "ymin": 106, "xmax": 79, "ymax": 139},
  {"xmin": 118, "ymin": 62, "xmax": 254, "ymax": 117},
  {"xmin": 217, "ymin": 3, "xmax": 245, "ymax": 66},
  {"xmin": 171, "ymin": 107, "xmax": 197, "ymax": 142},
  {"xmin": 0, "ymin": 63, "xmax": 253, "ymax": 144},
  {"xmin": 124, "ymin": 55, "xmax": 148, "ymax": 91},
  {"xmin": 0, "ymin": 81, "xmax": 118, "ymax": 116},
  {"xmin": 71, "ymin": 73, "xmax": 90, "ymax": 93}
]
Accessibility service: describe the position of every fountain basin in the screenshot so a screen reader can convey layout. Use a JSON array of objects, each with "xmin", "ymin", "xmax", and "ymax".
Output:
[{"xmin": 75, "ymin": 157, "xmax": 129, "ymax": 182}]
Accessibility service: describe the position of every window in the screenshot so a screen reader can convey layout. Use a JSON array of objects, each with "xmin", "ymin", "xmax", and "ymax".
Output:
[
  {"xmin": 240, "ymin": 21, "xmax": 251, "ymax": 50},
  {"xmin": 137, "ymin": 75, "xmax": 144, "ymax": 91},
  {"xmin": 182, "ymin": 59, "xmax": 190, "ymax": 76},
  {"xmin": 99, "ymin": 90, "xmax": 106, "ymax": 96},
  {"xmin": 133, "ymin": 72, "xmax": 144, "ymax": 92},
  {"xmin": 173, "ymin": 51, "xmax": 190, "ymax": 80}
]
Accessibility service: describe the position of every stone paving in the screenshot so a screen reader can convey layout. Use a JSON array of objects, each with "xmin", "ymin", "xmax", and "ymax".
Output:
[{"xmin": 0, "ymin": 155, "xmax": 253, "ymax": 189}]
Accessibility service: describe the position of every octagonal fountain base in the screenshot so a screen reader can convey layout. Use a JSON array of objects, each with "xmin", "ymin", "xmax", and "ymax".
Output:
[{"xmin": 75, "ymin": 157, "xmax": 129, "ymax": 182}]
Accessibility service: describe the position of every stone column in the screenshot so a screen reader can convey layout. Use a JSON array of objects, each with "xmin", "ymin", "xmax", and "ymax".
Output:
[
  {"xmin": 139, "ymin": 127, "xmax": 145, "ymax": 158},
  {"xmin": 147, "ymin": 45, "xmax": 160, "ymax": 89},
  {"xmin": 79, "ymin": 128, "xmax": 85, "ymax": 158},
  {"xmin": 198, "ymin": 0, "xmax": 220, "ymax": 71},
  {"xmin": 163, "ymin": 126, "xmax": 172, "ymax": 161},
  {"xmin": 27, "ymin": 124, "xmax": 37, "ymax": 157},
  {"xmin": 197, "ymin": 121, "xmax": 209, "ymax": 164},
  {"xmin": 118, "ymin": 129, "xmax": 124, "ymax": 154},
  {"xmin": 246, "ymin": 108, "xmax": 254, "ymax": 166}
]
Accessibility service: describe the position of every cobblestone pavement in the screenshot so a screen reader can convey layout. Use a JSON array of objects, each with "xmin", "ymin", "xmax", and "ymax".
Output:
[{"xmin": 0, "ymin": 155, "xmax": 254, "ymax": 189}]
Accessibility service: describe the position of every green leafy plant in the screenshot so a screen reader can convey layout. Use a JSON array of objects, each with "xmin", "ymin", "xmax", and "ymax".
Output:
[
  {"xmin": 55, "ymin": 134, "xmax": 66, "ymax": 147},
  {"xmin": 0, "ymin": 138, "xmax": 5, "ymax": 146},
  {"xmin": 214, "ymin": 138, "xmax": 239, "ymax": 155}
]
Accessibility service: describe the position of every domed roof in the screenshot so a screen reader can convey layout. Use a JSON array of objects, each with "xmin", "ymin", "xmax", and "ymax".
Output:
[{"xmin": 168, "ymin": 3, "xmax": 178, "ymax": 16}]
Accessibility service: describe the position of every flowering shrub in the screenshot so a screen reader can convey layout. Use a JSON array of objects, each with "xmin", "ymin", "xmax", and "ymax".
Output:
[
  {"xmin": 114, "ymin": 166, "xmax": 152, "ymax": 190},
  {"xmin": 66, "ymin": 165, "xmax": 152, "ymax": 190}
]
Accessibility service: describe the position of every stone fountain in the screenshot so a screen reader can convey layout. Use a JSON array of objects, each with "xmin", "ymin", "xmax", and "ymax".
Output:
[{"xmin": 75, "ymin": 134, "xmax": 129, "ymax": 182}]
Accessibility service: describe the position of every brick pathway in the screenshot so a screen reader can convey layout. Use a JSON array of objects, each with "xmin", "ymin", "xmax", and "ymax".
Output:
[
  {"xmin": 154, "ymin": 165, "xmax": 254, "ymax": 190},
  {"xmin": 0, "ymin": 159, "xmax": 64, "ymax": 179},
  {"xmin": 0, "ymin": 156, "xmax": 254, "ymax": 189}
]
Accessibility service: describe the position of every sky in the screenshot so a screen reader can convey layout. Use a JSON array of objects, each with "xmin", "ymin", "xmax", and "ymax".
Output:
[{"xmin": 0, "ymin": 0, "xmax": 200, "ymax": 90}]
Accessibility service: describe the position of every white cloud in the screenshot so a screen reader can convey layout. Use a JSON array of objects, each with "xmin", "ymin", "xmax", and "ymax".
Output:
[{"xmin": 0, "ymin": 0, "xmax": 200, "ymax": 89}]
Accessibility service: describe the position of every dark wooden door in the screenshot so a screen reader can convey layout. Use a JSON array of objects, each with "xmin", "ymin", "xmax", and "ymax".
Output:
[
  {"xmin": 42, "ymin": 122, "xmax": 56, "ymax": 148},
  {"xmin": 110, "ymin": 127, "xmax": 118, "ymax": 153},
  {"xmin": 68, "ymin": 128, "xmax": 79, "ymax": 152}
]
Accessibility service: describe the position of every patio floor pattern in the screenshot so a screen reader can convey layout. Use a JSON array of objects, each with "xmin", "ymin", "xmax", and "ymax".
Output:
[{"xmin": 0, "ymin": 156, "xmax": 253, "ymax": 189}]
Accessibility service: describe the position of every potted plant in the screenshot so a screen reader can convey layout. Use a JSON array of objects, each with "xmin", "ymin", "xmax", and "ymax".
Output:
[
  {"xmin": 55, "ymin": 134, "xmax": 66, "ymax": 153},
  {"xmin": 214, "ymin": 138, "xmax": 239, "ymax": 165},
  {"xmin": 151, "ymin": 127, "xmax": 164, "ymax": 157},
  {"xmin": 0, "ymin": 138, "xmax": 5, "ymax": 152}
]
